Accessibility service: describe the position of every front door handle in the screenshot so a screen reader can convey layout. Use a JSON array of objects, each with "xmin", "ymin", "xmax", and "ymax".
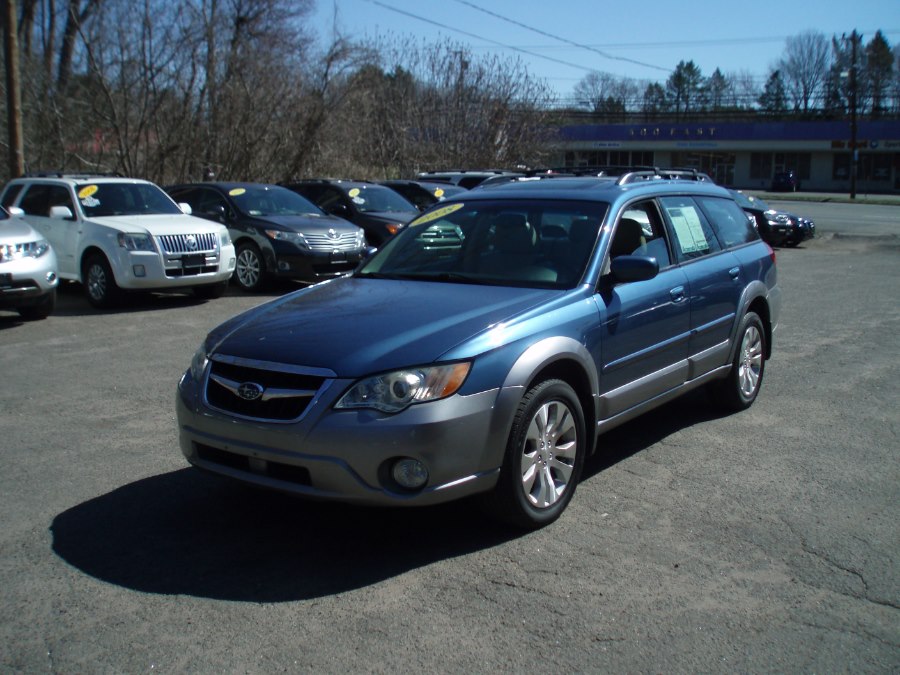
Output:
[
  {"xmin": 670, "ymin": 286, "xmax": 686, "ymax": 303},
  {"xmin": 728, "ymin": 266, "xmax": 740, "ymax": 280}
]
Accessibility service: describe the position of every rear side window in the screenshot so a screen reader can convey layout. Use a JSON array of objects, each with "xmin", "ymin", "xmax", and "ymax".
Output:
[
  {"xmin": 659, "ymin": 196, "xmax": 722, "ymax": 262},
  {"xmin": 1, "ymin": 183, "xmax": 24, "ymax": 208},
  {"xmin": 19, "ymin": 184, "xmax": 74, "ymax": 217},
  {"xmin": 696, "ymin": 196, "xmax": 759, "ymax": 248}
]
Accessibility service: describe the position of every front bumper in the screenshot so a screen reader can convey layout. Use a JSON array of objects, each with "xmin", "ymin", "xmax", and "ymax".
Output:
[
  {"xmin": 110, "ymin": 243, "xmax": 236, "ymax": 290},
  {"xmin": 271, "ymin": 249, "xmax": 365, "ymax": 283},
  {"xmin": 0, "ymin": 254, "xmax": 58, "ymax": 309},
  {"xmin": 176, "ymin": 371, "xmax": 504, "ymax": 506}
]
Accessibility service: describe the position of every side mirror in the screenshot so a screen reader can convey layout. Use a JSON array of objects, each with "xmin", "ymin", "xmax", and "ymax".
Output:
[
  {"xmin": 178, "ymin": 202, "xmax": 193, "ymax": 215},
  {"xmin": 610, "ymin": 255, "xmax": 659, "ymax": 283},
  {"xmin": 49, "ymin": 205, "xmax": 74, "ymax": 220},
  {"xmin": 7, "ymin": 206, "xmax": 24, "ymax": 217}
]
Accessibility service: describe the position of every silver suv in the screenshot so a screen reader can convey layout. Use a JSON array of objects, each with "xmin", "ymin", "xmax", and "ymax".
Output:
[
  {"xmin": 0, "ymin": 174, "xmax": 236, "ymax": 308},
  {"xmin": 0, "ymin": 206, "xmax": 58, "ymax": 319}
]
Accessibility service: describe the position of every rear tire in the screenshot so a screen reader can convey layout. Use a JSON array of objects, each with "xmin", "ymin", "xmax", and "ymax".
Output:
[
  {"xmin": 482, "ymin": 379, "xmax": 585, "ymax": 529},
  {"xmin": 713, "ymin": 311, "xmax": 766, "ymax": 412},
  {"xmin": 83, "ymin": 254, "xmax": 123, "ymax": 308}
]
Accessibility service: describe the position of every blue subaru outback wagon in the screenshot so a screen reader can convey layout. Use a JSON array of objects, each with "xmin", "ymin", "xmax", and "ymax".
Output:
[{"xmin": 177, "ymin": 172, "xmax": 781, "ymax": 528}]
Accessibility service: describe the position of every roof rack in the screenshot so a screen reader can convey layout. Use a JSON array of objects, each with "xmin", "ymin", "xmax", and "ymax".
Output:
[
  {"xmin": 22, "ymin": 171, "xmax": 124, "ymax": 179},
  {"xmin": 616, "ymin": 167, "xmax": 714, "ymax": 185}
]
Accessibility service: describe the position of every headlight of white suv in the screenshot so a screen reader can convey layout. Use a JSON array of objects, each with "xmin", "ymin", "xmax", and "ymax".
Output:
[
  {"xmin": 0, "ymin": 239, "xmax": 51, "ymax": 259},
  {"xmin": 117, "ymin": 232, "xmax": 156, "ymax": 251},
  {"xmin": 335, "ymin": 363, "xmax": 471, "ymax": 413}
]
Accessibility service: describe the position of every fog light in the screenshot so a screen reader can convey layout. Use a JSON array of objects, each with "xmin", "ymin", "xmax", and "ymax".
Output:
[
  {"xmin": 133, "ymin": 264, "xmax": 146, "ymax": 277},
  {"xmin": 228, "ymin": 257, "xmax": 236, "ymax": 270},
  {"xmin": 278, "ymin": 261, "xmax": 291, "ymax": 271},
  {"xmin": 46, "ymin": 271, "xmax": 57, "ymax": 283},
  {"xmin": 391, "ymin": 458, "xmax": 428, "ymax": 489}
]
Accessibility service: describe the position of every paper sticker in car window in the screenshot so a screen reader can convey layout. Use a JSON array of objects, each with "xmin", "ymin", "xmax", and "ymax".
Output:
[
  {"xmin": 78, "ymin": 185, "xmax": 99, "ymax": 199},
  {"xmin": 229, "ymin": 188, "xmax": 246, "ymax": 196},
  {"xmin": 667, "ymin": 206, "xmax": 708, "ymax": 254},
  {"xmin": 409, "ymin": 203, "xmax": 464, "ymax": 228}
]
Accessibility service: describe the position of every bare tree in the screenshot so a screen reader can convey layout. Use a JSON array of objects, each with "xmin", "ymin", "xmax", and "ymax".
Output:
[{"xmin": 778, "ymin": 30, "xmax": 830, "ymax": 113}]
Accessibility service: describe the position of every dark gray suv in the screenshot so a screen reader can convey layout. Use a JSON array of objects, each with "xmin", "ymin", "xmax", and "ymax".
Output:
[{"xmin": 177, "ymin": 172, "xmax": 781, "ymax": 528}]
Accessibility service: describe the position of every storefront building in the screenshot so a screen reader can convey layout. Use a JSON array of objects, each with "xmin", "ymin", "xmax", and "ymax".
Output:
[{"xmin": 555, "ymin": 119, "xmax": 900, "ymax": 192}]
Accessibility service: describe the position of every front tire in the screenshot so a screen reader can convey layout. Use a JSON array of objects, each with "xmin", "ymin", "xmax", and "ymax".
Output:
[
  {"xmin": 482, "ymin": 379, "xmax": 585, "ymax": 529},
  {"xmin": 713, "ymin": 311, "xmax": 766, "ymax": 412},
  {"xmin": 83, "ymin": 254, "xmax": 123, "ymax": 308},
  {"xmin": 193, "ymin": 280, "xmax": 228, "ymax": 299},
  {"xmin": 234, "ymin": 243, "xmax": 268, "ymax": 292},
  {"xmin": 17, "ymin": 288, "xmax": 56, "ymax": 320}
]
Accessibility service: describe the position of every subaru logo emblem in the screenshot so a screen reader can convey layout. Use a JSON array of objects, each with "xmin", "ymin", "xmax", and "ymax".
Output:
[
  {"xmin": 186, "ymin": 234, "xmax": 198, "ymax": 250},
  {"xmin": 327, "ymin": 228, "xmax": 339, "ymax": 240},
  {"xmin": 236, "ymin": 382, "xmax": 264, "ymax": 401}
]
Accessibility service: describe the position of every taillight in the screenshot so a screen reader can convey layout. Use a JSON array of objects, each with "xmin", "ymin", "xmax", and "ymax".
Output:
[{"xmin": 765, "ymin": 242, "xmax": 776, "ymax": 264}]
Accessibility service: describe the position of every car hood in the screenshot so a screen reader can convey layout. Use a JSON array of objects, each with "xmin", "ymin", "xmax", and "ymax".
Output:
[
  {"xmin": 207, "ymin": 277, "xmax": 561, "ymax": 376},
  {"xmin": 89, "ymin": 214, "xmax": 226, "ymax": 235},
  {"xmin": 249, "ymin": 213, "xmax": 358, "ymax": 233},
  {"xmin": 0, "ymin": 219, "xmax": 43, "ymax": 242}
]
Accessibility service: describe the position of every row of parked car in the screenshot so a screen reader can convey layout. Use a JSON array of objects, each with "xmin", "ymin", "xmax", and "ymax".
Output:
[{"xmin": 0, "ymin": 168, "xmax": 813, "ymax": 320}]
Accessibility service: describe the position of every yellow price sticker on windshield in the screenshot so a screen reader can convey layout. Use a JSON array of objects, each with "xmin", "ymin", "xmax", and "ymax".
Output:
[
  {"xmin": 409, "ymin": 202, "xmax": 464, "ymax": 227},
  {"xmin": 78, "ymin": 185, "xmax": 99, "ymax": 199},
  {"xmin": 348, "ymin": 188, "xmax": 361, "ymax": 197},
  {"xmin": 229, "ymin": 188, "xmax": 246, "ymax": 196}
]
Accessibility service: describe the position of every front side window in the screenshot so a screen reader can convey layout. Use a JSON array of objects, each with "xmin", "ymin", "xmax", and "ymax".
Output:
[
  {"xmin": 659, "ymin": 196, "xmax": 722, "ymax": 262},
  {"xmin": 229, "ymin": 185, "xmax": 322, "ymax": 216},
  {"xmin": 75, "ymin": 182, "xmax": 182, "ymax": 217},
  {"xmin": 357, "ymin": 199, "xmax": 609, "ymax": 290}
]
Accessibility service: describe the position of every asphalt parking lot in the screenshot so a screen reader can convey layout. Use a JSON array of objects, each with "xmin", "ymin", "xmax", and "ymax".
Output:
[{"xmin": 1, "ymin": 202, "xmax": 898, "ymax": 672}]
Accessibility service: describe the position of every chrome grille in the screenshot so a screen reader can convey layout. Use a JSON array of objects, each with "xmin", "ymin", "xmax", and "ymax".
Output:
[
  {"xmin": 158, "ymin": 232, "xmax": 218, "ymax": 254},
  {"xmin": 204, "ymin": 358, "xmax": 331, "ymax": 422},
  {"xmin": 305, "ymin": 231, "xmax": 362, "ymax": 252}
]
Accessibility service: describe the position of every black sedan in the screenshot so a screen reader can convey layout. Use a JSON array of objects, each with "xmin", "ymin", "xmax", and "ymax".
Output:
[
  {"xmin": 729, "ymin": 189, "xmax": 815, "ymax": 247},
  {"xmin": 380, "ymin": 180, "xmax": 467, "ymax": 211},
  {"xmin": 281, "ymin": 180, "xmax": 418, "ymax": 246},
  {"xmin": 167, "ymin": 183, "xmax": 367, "ymax": 291}
]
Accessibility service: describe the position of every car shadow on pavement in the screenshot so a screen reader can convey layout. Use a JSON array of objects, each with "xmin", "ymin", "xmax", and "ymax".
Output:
[
  {"xmin": 50, "ymin": 390, "xmax": 726, "ymax": 603},
  {"xmin": 50, "ymin": 468, "xmax": 518, "ymax": 602}
]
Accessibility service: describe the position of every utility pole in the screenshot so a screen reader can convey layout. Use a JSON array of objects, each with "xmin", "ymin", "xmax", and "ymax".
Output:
[
  {"xmin": 2, "ymin": 0, "xmax": 24, "ymax": 178},
  {"xmin": 849, "ymin": 30, "xmax": 858, "ymax": 200}
]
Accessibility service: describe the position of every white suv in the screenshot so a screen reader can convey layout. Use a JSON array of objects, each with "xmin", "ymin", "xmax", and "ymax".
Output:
[{"xmin": 0, "ymin": 174, "xmax": 236, "ymax": 308}]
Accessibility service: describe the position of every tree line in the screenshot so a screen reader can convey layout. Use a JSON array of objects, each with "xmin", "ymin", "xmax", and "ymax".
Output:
[
  {"xmin": 571, "ymin": 29, "xmax": 900, "ymax": 121},
  {"xmin": 1, "ymin": 2, "xmax": 897, "ymax": 184}
]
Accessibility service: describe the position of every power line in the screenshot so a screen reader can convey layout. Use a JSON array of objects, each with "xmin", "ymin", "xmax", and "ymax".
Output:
[
  {"xmin": 364, "ymin": 0, "xmax": 621, "ymax": 74},
  {"xmin": 450, "ymin": 0, "xmax": 671, "ymax": 73}
]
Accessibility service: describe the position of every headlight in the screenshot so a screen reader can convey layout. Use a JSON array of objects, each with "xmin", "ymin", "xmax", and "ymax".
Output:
[
  {"xmin": 220, "ymin": 231, "xmax": 231, "ymax": 247},
  {"xmin": 265, "ymin": 229, "xmax": 308, "ymax": 249},
  {"xmin": 190, "ymin": 343, "xmax": 209, "ymax": 381},
  {"xmin": 355, "ymin": 230, "xmax": 366, "ymax": 248},
  {"xmin": 117, "ymin": 232, "xmax": 156, "ymax": 251},
  {"xmin": 335, "ymin": 362, "xmax": 471, "ymax": 413},
  {"xmin": 0, "ymin": 239, "xmax": 51, "ymax": 259}
]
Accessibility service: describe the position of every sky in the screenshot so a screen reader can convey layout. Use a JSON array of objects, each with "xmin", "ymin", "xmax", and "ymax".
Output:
[{"xmin": 313, "ymin": 0, "xmax": 900, "ymax": 102}]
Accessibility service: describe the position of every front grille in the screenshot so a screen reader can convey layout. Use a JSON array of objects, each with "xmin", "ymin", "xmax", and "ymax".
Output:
[
  {"xmin": 305, "ymin": 231, "xmax": 362, "ymax": 252},
  {"xmin": 204, "ymin": 358, "xmax": 328, "ymax": 422},
  {"xmin": 158, "ymin": 232, "xmax": 218, "ymax": 254}
]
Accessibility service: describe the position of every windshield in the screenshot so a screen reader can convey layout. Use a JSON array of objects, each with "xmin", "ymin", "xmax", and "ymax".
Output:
[
  {"xmin": 229, "ymin": 185, "xmax": 323, "ymax": 217},
  {"xmin": 357, "ymin": 199, "xmax": 608, "ymax": 290},
  {"xmin": 345, "ymin": 185, "xmax": 416, "ymax": 213},
  {"xmin": 730, "ymin": 190, "xmax": 769, "ymax": 211},
  {"xmin": 76, "ymin": 182, "xmax": 183, "ymax": 217}
]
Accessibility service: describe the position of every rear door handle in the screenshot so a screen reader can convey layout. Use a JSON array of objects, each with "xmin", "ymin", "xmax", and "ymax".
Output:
[{"xmin": 670, "ymin": 286, "xmax": 686, "ymax": 303}]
